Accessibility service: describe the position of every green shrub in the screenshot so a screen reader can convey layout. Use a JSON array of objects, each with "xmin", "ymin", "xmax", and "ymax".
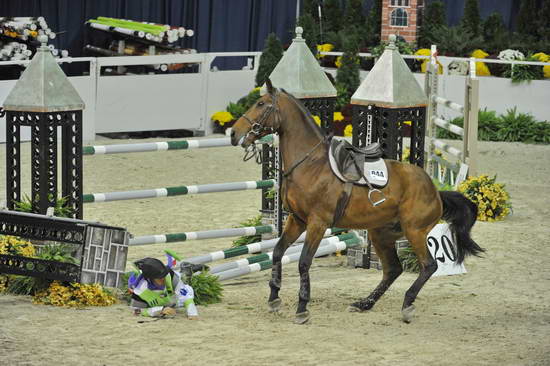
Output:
[
  {"xmin": 14, "ymin": 194, "xmax": 74, "ymax": 218},
  {"xmin": 503, "ymin": 54, "xmax": 545, "ymax": 83},
  {"xmin": 397, "ymin": 246, "xmax": 420, "ymax": 273},
  {"xmin": 232, "ymin": 215, "xmax": 263, "ymax": 247},
  {"xmin": 435, "ymin": 107, "xmax": 550, "ymax": 143},
  {"xmin": 190, "ymin": 270, "xmax": 223, "ymax": 305},
  {"xmin": 497, "ymin": 107, "xmax": 550, "ymax": 143}
]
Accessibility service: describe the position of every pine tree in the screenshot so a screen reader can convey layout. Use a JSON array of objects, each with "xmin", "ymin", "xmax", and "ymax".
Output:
[
  {"xmin": 324, "ymin": 0, "xmax": 342, "ymax": 34},
  {"xmin": 461, "ymin": 0, "xmax": 481, "ymax": 37},
  {"xmin": 297, "ymin": 13, "xmax": 320, "ymax": 56},
  {"xmin": 255, "ymin": 33, "xmax": 284, "ymax": 87},
  {"xmin": 344, "ymin": 0, "xmax": 366, "ymax": 30},
  {"xmin": 417, "ymin": 1, "xmax": 446, "ymax": 48},
  {"xmin": 335, "ymin": 38, "xmax": 360, "ymax": 99},
  {"xmin": 537, "ymin": 0, "xmax": 550, "ymax": 40},
  {"xmin": 516, "ymin": 0, "xmax": 538, "ymax": 37},
  {"xmin": 365, "ymin": 0, "xmax": 382, "ymax": 46},
  {"xmin": 482, "ymin": 12, "xmax": 506, "ymax": 43},
  {"xmin": 302, "ymin": 0, "xmax": 320, "ymax": 20}
]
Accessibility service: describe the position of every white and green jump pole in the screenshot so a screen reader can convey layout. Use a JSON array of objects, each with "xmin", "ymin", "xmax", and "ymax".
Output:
[
  {"xmin": 208, "ymin": 232, "xmax": 356, "ymax": 274},
  {"xmin": 82, "ymin": 135, "xmax": 275, "ymax": 156},
  {"xmin": 83, "ymin": 179, "xmax": 275, "ymax": 203},
  {"xmin": 185, "ymin": 228, "xmax": 345, "ymax": 265},
  {"xmin": 215, "ymin": 234, "xmax": 363, "ymax": 282},
  {"xmin": 129, "ymin": 225, "xmax": 274, "ymax": 246}
]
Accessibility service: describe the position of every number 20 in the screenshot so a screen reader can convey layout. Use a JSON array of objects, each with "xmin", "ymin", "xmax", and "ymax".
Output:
[{"xmin": 427, "ymin": 235, "xmax": 457, "ymax": 263}]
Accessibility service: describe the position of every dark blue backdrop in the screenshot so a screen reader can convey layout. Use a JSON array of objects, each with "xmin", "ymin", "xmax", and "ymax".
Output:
[
  {"xmin": 0, "ymin": 0, "xmax": 521, "ymax": 57},
  {"xmin": 0, "ymin": 0, "xmax": 299, "ymax": 57}
]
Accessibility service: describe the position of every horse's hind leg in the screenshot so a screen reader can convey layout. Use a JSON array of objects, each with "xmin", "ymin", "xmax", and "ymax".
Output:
[
  {"xmin": 400, "ymin": 225, "xmax": 438, "ymax": 323},
  {"xmin": 268, "ymin": 214, "xmax": 305, "ymax": 312},
  {"xmin": 349, "ymin": 224, "xmax": 403, "ymax": 312}
]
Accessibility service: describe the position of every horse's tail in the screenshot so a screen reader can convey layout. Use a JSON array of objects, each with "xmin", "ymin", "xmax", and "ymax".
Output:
[{"xmin": 439, "ymin": 190, "xmax": 485, "ymax": 263}]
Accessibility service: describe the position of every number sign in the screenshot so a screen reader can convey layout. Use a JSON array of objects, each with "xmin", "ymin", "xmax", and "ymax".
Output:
[{"xmin": 427, "ymin": 224, "xmax": 467, "ymax": 276}]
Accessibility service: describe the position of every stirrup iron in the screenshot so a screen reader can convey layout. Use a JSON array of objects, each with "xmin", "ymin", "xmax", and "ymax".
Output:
[{"xmin": 368, "ymin": 188, "xmax": 386, "ymax": 207}]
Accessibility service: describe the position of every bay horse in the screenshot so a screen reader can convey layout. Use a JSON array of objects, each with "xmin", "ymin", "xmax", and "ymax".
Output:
[{"xmin": 230, "ymin": 80, "xmax": 484, "ymax": 324}]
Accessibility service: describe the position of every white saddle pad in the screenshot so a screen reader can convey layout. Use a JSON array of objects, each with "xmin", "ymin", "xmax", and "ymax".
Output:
[{"xmin": 328, "ymin": 143, "xmax": 389, "ymax": 188}]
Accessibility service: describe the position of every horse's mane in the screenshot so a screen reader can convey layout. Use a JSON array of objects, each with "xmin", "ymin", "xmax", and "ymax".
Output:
[{"xmin": 279, "ymin": 89, "xmax": 326, "ymax": 139}]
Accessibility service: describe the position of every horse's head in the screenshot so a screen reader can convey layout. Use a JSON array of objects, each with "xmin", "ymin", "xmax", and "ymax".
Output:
[{"xmin": 230, "ymin": 79, "xmax": 281, "ymax": 148}]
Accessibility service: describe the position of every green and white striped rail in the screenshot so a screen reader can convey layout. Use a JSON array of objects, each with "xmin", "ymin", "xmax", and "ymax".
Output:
[
  {"xmin": 83, "ymin": 179, "xmax": 275, "ymax": 203},
  {"xmin": 129, "ymin": 225, "xmax": 274, "ymax": 246},
  {"xmin": 82, "ymin": 135, "xmax": 276, "ymax": 156},
  {"xmin": 186, "ymin": 228, "xmax": 345, "ymax": 265},
  {"xmin": 215, "ymin": 234, "xmax": 363, "ymax": 281},
  {"xmin": 209, "ymin": 233, "xmax": 355, "ymax": 274}
]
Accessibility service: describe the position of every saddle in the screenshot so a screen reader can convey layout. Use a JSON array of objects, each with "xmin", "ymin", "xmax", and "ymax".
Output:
[
  {"xmin": 328, "ymin": 138, "xmax": 388, "ymax": 227},
  {"xmin": 330, "ymin": 139, "xmax": 383, "ymax": 182}
]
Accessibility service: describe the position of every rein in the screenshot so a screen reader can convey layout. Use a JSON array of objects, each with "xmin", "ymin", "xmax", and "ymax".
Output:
[{"xmin": 282, "ymin": 136, "xmax": 328, "ymax": 178}]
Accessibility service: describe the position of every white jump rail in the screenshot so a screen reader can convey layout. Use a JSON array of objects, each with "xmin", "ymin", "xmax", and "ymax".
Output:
[{"xmin": 425, "ymin": 45, "xmax": 479, "ymax": 181}]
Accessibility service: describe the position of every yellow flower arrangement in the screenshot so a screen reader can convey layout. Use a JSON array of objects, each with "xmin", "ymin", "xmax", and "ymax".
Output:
[
  {"xmin": 0, "ymin": 235, "xmax": 36, "ymax": 257},
  {"xmin": 344, "ymin": 124, "xmax": 353, "ymax": 137},
  {"xmin": 33, "ymin": 281, "xmax": 117, "ymax": 308},
  {"xmin": 335, "ymin": 56, "xmax": 342, "ymax": 68},
  {"xmin": 211, "ymin": 111, "xmax": 235, "ymax": 126},
  {"xmin": 470, "ymin": 49, "xmax": 491, "ymax": 76},
  {"xmin": 414, "ymin": 49, "xmax": 443, "ymax": 74},
  {"xmin": 532, "ymin": 53, "xmax": 550, "ymax": 78},
  {"xmin": 458, "ymin": 175, "xmax": 511, "ymax": 222},
  {"xmin": 316, "ymin": 43, "xmax": 334, "ymax": 58},
  {"xmin": 1, "ymin": 236, "xmax": 36, "ymax": 293},
  {"xmin": 532, "ymin": 52, "xmax": 549, "ymax": 62},
  {"xmin": 312, "ymin": 115, "xmax": 321, "ymax": 126},
  {"xmin": 333, "ymin": 112, "xmax": 344, "ymax": 122}
]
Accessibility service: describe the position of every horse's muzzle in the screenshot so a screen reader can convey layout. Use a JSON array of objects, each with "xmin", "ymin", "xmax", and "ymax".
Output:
[{"xmin": 230, "ymin": 130, "xmax": 249, "ymax": 147}]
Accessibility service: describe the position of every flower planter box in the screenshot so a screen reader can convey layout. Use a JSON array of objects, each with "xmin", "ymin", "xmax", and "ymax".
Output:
[{"xmin": 213, "ymin": 120, "xmax": 236, "ymax": 134}]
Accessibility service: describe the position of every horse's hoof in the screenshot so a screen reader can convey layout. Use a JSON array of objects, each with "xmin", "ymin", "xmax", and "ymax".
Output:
[
  {"xmin": 348, "ymin": 300, "xmax": 371, "ymax": 312},
  {"xmin": 294, "ymin": 311, "xmax": 310, "ymax": 324},
  {"xmin": 401, "ymin": 305, "xmax": 416, "ymax": 323},
  {"xmin": 347, "ymin": 304, "xmax": 365, "ymax": 313},
  {"xmin": 268, "ymin": 298, "xmax": 282, "ymax": 313}
]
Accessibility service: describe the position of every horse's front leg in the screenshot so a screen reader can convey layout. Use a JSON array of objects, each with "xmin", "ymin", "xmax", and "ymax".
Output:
[
  {"xmin": 268, "ymin": 214, "xmax": 305, "ymax": 312},
  {"xmin": 295, "ymin": 218, "xmax": 327, "ymax": 324}
]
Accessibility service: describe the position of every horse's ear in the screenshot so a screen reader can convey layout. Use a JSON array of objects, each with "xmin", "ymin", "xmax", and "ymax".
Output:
[{"xmin": 266, "ymin": 78, "xmax": 275, "ymax": 95}]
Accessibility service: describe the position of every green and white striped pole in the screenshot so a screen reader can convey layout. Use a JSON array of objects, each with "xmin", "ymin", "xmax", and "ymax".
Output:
[
  {"xmin": 83, "ymin": 179, "xmax": 275, "ymax": 203},
  {"xmin": 209, "ymin": 233, "xmax": 355, "ymax": 274},
  {"xmin": 82, "ymin": 135, "xmax": 276, "ymax": 156},
  {"xmin": 186, "ymin": 228, "xmax": 345, "ymax": 265},
  {"xmin": 129, "ymin": 225, "xmax": 274, "ymax": 246},
  {"xmin": 215, "ymin": 234, "xmax": 363, "ymax": 281}
]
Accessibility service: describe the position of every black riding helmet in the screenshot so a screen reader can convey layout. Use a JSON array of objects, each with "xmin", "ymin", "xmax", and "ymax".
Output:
[{"xmin": 134, "ymin": 257, "xmax": 169, "ymax": 279}]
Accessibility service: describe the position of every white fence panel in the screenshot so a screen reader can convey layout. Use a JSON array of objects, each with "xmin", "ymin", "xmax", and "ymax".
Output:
[
  {"xmin": 205, "ymin": 53, "xmax": 260, "ymax": 135},
  {"xmin": 94, "ymin": 54, "xmax": 207, "ymax": 134}
]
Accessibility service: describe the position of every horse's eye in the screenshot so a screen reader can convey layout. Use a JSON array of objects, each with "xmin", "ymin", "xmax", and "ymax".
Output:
[{"xmin": 258, "ymin": 101, "xmax": 265, "ymax": 106}]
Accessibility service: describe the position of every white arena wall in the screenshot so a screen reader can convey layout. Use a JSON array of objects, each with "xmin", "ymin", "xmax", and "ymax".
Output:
[{"xmin": 0, "ymin": 52, "xmax": 548, "ymax": 144}]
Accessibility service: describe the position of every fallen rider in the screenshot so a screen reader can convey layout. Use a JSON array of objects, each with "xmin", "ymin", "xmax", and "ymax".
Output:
[{"xmin": 128, "ymin": 257, "xmax": 199, "ymax": 319}]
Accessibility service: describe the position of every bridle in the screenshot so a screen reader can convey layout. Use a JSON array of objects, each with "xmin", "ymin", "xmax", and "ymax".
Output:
[
  {"xmin": 240, "ymin": 90, "xmax": 327, "ymax": 178},
  {"xmin": 240, "ymin": 91, "xmax": 281, "ymax": 163}
]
